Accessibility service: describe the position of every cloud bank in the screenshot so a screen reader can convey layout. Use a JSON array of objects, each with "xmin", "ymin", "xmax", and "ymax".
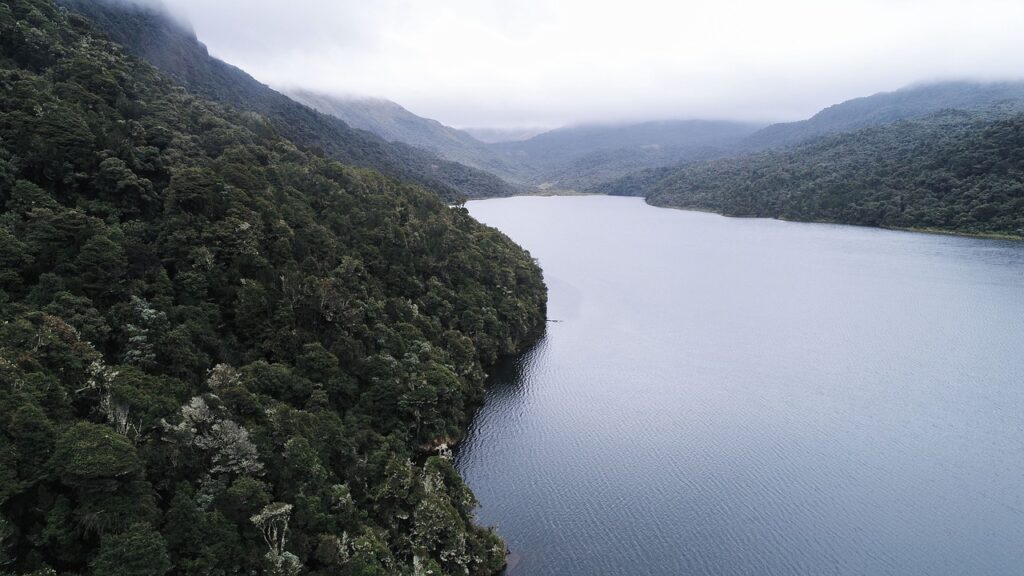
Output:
[{"xmin": 161, "ymin": 0, "xmax": 1024, "ymax": 128}]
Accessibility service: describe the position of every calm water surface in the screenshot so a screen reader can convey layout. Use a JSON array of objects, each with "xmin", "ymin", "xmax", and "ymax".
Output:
[{"xmin": 457, "ymin": 196, "xmax": 1024, "ymax": 576}]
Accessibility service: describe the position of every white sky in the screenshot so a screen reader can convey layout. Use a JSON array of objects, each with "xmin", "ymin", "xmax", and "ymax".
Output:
[{"xmin": 160, "ymin": 0, "xmax": 1024, "ymax": 129}]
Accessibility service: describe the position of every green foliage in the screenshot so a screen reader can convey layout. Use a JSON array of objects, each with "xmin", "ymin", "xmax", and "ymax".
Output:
[
  {"xmin": 0, "ymin": 1, "xmax": 546, "ymax": 574},
  {"xmin": 52, "ymin": 423, "xmax": 143, "ymax": 488},
  {"xmin": 90, "ymin": 523, "xmax": 171, "ymax": 576}
]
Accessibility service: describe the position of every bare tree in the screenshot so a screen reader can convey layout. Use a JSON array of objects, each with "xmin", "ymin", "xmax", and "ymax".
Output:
[{"xmin": 251, "ymin": 503, "xmax": 301, "ymax": 576}]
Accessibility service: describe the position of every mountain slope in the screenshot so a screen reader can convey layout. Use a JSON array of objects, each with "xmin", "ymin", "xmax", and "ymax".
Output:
[
  {"xmin": 57, "ymin": 0, "xmax": 516, "ymax": 200},
  {"xmin": 632, "ymin": 108, "xmax": 1024, "ymax": 237},
  {"xmin": 285, "ymin": 90, "xmax": 764, "ymax": 192},
  {"xmin": 462, "ymin": 126, "xmax": 547, "ymax": 143},
  {"xmin": 287, "ymin": 90, "xmax": 528, "ymax": 182},
  {"xmin": 0, "ymin": 1, "xmax": 545, "ymax": 574},
  {"xmin": 492, "ymin": 120, "xmax": 763, "ymax": 190},
  {"xmin": 742, "ymin": 81, "xmax": 1024, "ymax": 150}
]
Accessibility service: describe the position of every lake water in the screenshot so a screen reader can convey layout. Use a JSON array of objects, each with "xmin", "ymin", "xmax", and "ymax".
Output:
[{"xmin": 457, "ymin": 196, "xmax": 1024, "ymax": 576}]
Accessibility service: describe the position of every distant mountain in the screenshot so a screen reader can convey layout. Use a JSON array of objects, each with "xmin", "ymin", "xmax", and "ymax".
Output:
[
  {"xmin": 284, "ymin": 91, "xmax": 764, "ymax": 191},
  {"xmin": 462, "ymin": 127, "xmax": 549, "ymax": 143},
  {"xmin": 491, "ymin": 120, "xmax": 764, "ymax": 190},
  {"xmin": 526, "ymin": 143, "xmax": 732, "ymax": 192},
  {"xmin": 286, "ymin": 90, "xmax": 528, "ymax": 182},
  {"xmin": 613, "ymin": 106, "xmax": 1024, "ymax": 237},
  {"xmin": 742, "ymin": 81, "xmax": 1024, "ymax": 150},
  {"xmin": 286, "ymin": 91, "xmax": 484, "ymax": 153},
  {"xmin": 58, "ymin": 0, "xmax": 516, "ymax": 199},
  {"xmin": 496, "ymin": 120, "xmax": 763, "ymax": 168}
]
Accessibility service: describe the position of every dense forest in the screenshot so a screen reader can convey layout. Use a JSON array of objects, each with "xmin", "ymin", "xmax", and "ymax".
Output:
[
  {"xmin": 56, "ymin": 0, "xmax": 517, "ymax": 202},
  {"xmin": 599, "ymin": 108, "xmax": 1024, "ymax": 237},
  {"xmin": 0, "ymin": 1, "xmax": 546, "ymax": 575}
]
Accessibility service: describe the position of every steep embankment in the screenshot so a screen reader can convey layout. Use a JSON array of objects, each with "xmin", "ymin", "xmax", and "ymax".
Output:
[{"xmin": 0, "ymin": 1, "xmax": 545, "ymax": 574}]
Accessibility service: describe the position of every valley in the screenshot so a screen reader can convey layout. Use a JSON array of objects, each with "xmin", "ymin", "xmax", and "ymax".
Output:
[{"xmin": 2, "ymin": 1, "xmax": 1022, "ymax": 575}]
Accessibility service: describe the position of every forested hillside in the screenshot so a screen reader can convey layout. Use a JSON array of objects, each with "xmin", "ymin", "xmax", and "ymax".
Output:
[
  {"xmin": 609, "ymin": 108, "xmax": 1024, "ymax": 237},
  {"xmin": 286, "ymin": 91, "xmax": 528, "ymax": 185},
  {"xmin": 56, "ymin": 0, "xmax": 516, "ymax": 201},
  {"xmin": 491, "ymin": 120, "xmax": 761, "ymax": 190},
  {"xmin": 0, "ymin": 1, "xmax": 546, "ymax": 575},
  {"xmin": 524, "ymin": 142, "xmax": 727, "ymax": 192},
  {"xmin": 461, "ymin": 127, "xmax": 546, "ymax": 144},
  {"xmin": 741, "ymin": 81, "xmax": 1024, "ymax": 151},
  {"xmin": 283, "ymin": 89, "xmax": 764, "ymax": 193}
]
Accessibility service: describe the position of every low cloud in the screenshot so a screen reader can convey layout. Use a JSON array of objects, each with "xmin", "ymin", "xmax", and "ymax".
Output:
[{"xmin": 161, "ymin": 0, "xmax": 1024, "ymax": 128}]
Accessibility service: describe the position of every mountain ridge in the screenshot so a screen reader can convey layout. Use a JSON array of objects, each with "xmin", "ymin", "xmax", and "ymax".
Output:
[
  {"xmin": 742, "ymin": 80, "xmax": 1024, "ymax": 150},
  {"xmin": 288, "ymin": 87, "xmax": 766, "ymax": 191},
  {"xmin": 489, "ymin": 119, "xmax": 763, "ymax": 189},
  {"xmin": 286, "ymin": 89, "xmax": 530, "ymax": 183},
  {"xmin": 56, "ymin": 0, "xmax": 517, "ymax": 200},
  {"xmin": 605, "ymin": 106, "xmax": 1024, "ymax": 237}
]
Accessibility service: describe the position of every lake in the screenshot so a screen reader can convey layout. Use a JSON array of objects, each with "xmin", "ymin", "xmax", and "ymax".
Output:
[{"xmin": 456, "ymin": 195, "xmax": 1024, "ymax": 576}]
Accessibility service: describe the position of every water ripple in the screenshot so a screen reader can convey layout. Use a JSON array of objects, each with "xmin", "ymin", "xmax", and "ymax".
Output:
[{"xmin": 457, "ymin": 196, "xmax": 1024, "ymax": 576}]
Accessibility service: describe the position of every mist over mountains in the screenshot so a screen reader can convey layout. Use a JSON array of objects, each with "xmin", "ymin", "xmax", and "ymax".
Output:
[
  {"xmin": 288, "ymin": 78, "xmax": 1024, "ymax": 200},
  {"xmin": 285, "ymin": 90, "xmax": 530, "ymax": 183},
  {"xmin": 55, "ymin": 0, "xmax": 1024, "ymax": 203},
  {"xmin": 287, "ymin": 72, "xmax": 1024, "ymax": 238},
  {"xmin": 288, "ymin": 88, "xmax": 766, "ymax": 191},
  {"xmin": 3, "ymin": 1, "xmax": 1024, "ymax": 575},
  {"xmin": 56, "ymin": 0, "xmax": 519, "ymax": 200},
  {"xmin": 740, "ymin": 81, "xmax": 1024, "ymax": 151},
  {"xmin": 52, "ymin": 0, "xmax": 1024, "ymax": 225},
  {"xmin": 461, "ymin": 127, "xmax": 548, "ymax": 144}
]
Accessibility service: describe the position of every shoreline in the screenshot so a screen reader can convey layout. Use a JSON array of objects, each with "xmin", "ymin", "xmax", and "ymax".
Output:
[
  {"xmin": 644, "ymin": 197, "xmax": 1024, "ymax": 242},
  {"xmin": 470, "ymin": 191, "xmax": 1024, "ymax": 242}
]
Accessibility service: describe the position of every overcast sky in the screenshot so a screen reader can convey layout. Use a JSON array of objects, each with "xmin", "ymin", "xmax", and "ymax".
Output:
[{"xmin": 159, "ymin": 0, "xmax": 1024, "ymax": 129}]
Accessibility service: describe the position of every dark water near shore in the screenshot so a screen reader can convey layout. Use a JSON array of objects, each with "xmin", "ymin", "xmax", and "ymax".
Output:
[{"xmin": 457, "ymin": 196, "xmax": 1024, "ymax": 576}]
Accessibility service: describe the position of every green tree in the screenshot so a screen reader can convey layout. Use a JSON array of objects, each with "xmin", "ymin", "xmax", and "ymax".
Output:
[{"xmin": 90, "ymin": 523, "xmax": 171, "ymax": 576}]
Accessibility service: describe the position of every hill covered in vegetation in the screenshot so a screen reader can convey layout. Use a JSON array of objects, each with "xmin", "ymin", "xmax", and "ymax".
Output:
[
  {"xmin": 460, "ymin": 127, "xmax": 546, "ymax": 144},
  {"xmin": 740, "ymin": 81, "xmax": 1024, "ymax": 151},
  {"xmin": 490, "ymin": 119, "xmax": 762, "ymax": 190},
  {"xmin": 0, "ymin": 1, "xmax": 546, "ymax": 575},
  {"xmin": 286, "ymin": 91, "xmax": 529, "ymax": 185},
  {"xmin": 56, "ymin": 0, "xmax": 517, "ymax": 201},
  {"xmin": 281, "ymin": 89, "xmax": 763, "ymax": 193},
  {"xmin": 601, "ymin": 107, "xmax": 1024, "ymax": 237}
]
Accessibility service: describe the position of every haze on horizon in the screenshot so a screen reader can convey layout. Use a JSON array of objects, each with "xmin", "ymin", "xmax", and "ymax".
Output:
[{"xmin": 155, "ymin": 0, "xmax": 1024, "ymax": 129}]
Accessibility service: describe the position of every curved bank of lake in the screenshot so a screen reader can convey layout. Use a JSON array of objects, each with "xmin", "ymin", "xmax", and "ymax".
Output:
[{"xmin": 457, "ymin": 195, "xmax": 1024, "ymax": 576}]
